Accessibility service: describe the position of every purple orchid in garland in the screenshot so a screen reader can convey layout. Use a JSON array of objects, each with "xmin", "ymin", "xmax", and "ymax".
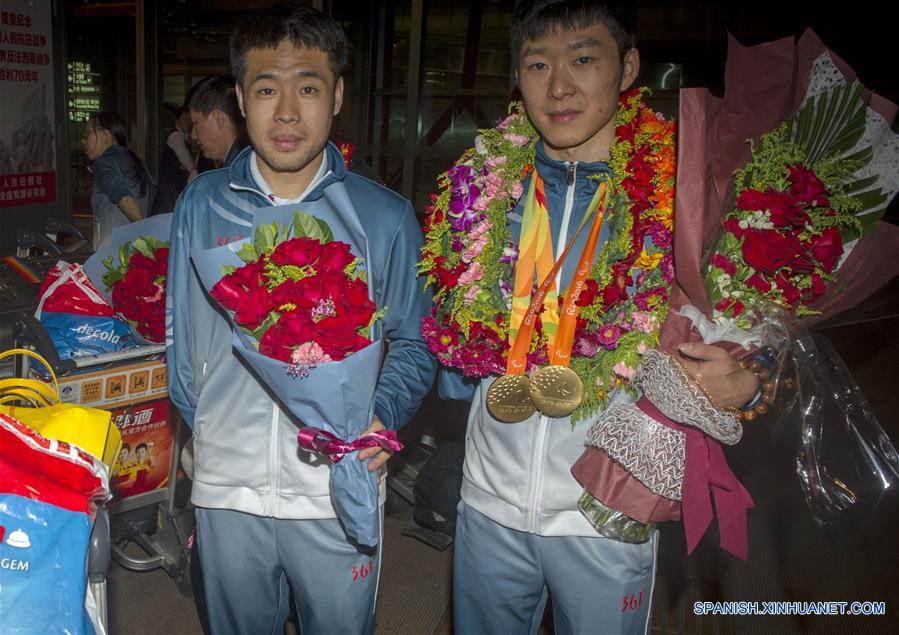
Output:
[{"xmin": 447, "ymin": 165, "xmax": 481, "ymax": 231}]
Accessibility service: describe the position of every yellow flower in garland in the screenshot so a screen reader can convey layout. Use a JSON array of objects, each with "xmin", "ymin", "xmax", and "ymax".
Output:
[{"xmin": 633, "ymin": 249, "xmax": 663, "ymax": 272}]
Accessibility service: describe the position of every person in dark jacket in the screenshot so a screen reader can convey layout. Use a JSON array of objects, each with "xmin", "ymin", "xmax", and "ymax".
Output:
[
  {"xmin": 152, "ymin": 107, "xmax": 196, "ymax": 214},
  {"xmin": 186, "ymin": 74, "xmax": 249, "ymax": 168},
  {"xmin": 82, "ymin": 111, "xmax": 154, "ymax": 249}
]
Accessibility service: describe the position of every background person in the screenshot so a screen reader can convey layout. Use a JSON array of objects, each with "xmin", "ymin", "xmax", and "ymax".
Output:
[
  {"xmin": 82, "ymin": 111, "xmax": 154, "ymax": 249},
  {"xmin": 185, "ymin": 74, "xmax": 249, "ymax": 168},
  {"xmin": 152, "ymin": 106, "xmax": 197, "ymax": 214}
]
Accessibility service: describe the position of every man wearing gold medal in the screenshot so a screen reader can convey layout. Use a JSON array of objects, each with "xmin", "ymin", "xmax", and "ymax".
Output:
[{"xmin": 420, "ymin": 1, "xmax": 760, "ymax": 632}]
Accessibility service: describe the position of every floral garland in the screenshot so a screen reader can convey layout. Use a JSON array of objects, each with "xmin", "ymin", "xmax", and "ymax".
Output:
[{"xmin": 418, "ymin": 88, "xmax": 676, "ymax": 422}]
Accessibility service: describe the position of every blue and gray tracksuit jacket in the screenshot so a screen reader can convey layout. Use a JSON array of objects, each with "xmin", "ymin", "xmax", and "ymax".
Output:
[{"xmin": 166, "ymin": 143, "xmax": 436, "ymax": 518}]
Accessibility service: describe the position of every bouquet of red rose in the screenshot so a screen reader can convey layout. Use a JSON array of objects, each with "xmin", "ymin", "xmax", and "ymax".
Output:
[
  {"xmin": 83, "ymin": 214, "xmax": 172, "ymax": 346},
  {"xmin": 190, "ymin": 204, "xmax": 398, "ymax": 547},
  {"xmin": 208, "ymin": 216, "xmax": 377, "ymax": 373},
  {"xmin": 99, "ymin": 236, "xmax": 168, "ymax": 343},
  {"xmin": 573, "ymin": 31, "xmax": 899, "ymax": 559}
]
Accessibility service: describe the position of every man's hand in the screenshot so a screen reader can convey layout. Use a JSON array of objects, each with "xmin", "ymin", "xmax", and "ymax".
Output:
[
  {"xmin": 677, "ymin": 342, "xmax": 759, "ymax": 411},
  {"xmin": 358, "ymin": 417, "xmax": 393, "ymax": 472}
]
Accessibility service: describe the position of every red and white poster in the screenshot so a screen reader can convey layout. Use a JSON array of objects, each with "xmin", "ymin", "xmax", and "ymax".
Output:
[
  {"xmin": 0, "ymin": 0, "xmax": 56, "ymax": 208},
  {"xmin": 109, "ymin": 397, "xmax": 175, "ymax": 499}
]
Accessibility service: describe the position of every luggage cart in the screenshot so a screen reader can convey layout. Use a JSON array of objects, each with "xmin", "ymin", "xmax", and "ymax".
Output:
[{"xmin": 14, "ymin": 315, "xmax": 193, "ymax": 591}]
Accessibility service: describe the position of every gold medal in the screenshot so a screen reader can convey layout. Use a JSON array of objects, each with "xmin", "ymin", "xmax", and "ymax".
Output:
[
  {"xmin": 486, "ymin": 374, "xmax": 536, "ymax": 423},
  {"xmin": 529, "ymin": 365, "xmax": 583, "ymax": 418}
]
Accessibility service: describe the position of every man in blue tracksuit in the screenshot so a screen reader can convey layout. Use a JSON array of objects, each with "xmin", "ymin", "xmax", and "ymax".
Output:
[
  {"xmin": 166, "ymin": 4, "xmax": 435, "ymax": 633},
  {"xmin": 442, "ymin": 2, "xmax": 759, "ymax": 634}
]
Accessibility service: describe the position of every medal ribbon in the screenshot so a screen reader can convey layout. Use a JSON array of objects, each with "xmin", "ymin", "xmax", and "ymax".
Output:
[
  {"xmin": 510, "ymin": 176, "xmax": 559, "ymax": 345},
  {"xmin": 548, "ymin": 180, "xmax": 610, "ymax": 367},
  {"xmin": 505, "ymin": 176, "xmax": 610, "ymax": 375}
]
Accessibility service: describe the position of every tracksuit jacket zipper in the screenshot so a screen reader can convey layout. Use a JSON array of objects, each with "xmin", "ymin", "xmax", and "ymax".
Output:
[
  {"xmin": 227, "ymin": 172, "xmax": 334, "ymax": 516},
  {"xmin": 527, "ymin": 161, "xmax": 578, "ymax": 532}
]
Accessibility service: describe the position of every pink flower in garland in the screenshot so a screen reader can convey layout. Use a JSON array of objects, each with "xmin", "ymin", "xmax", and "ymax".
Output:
[
  {"xmin": 485, "ymin": 155, "xmax": 507, "ymax": 170},
  {"xmin": 660, "ymin": 251, "xmax": 675, "ymax": 284},
  {"xmin": 649, "ymin": 221, "xmax": 672, "ymax": 249},
  {"xmin": 634, "ymin": 287, "xmax": 668, "ymax": 310},
  {"xmin": 503, "ymin": 133, "xmax": 530, "ymax": 147},
  {"xmin": 631, "ymin": 311, "xmax": 655, "ymax": 334},
  {"xmin": 612, "ymin": 362, "xmax": 636, "ymax": 380},
  {"xmin": 463, "ymin": 222, "xmax": 491, "ymax": 263},
  {"xmin": 574, "ymin": 336, "xmax": 600, "ymax": 357},
  {"xmin": 458, "ymin": 261, "xmax": 484, "ymax": 285},
  {"xmin": 595, "ymin": 324, "xmax": 623, "ymax": 349}
]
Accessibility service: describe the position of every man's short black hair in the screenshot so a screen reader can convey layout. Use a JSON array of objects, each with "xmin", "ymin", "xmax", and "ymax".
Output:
[
  {"xmin": 186, "ymin": 75, "xmax": 244, "ymax": 126},
  {"xmin": 511, "ymin": 0, "xmax": 637, "ymax": 62},
  {"xmin": 230, "ymin": 2, "xmax": 350, "ymax": 88}
]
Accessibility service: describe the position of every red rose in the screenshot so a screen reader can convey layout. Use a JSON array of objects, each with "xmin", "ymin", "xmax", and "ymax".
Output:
[
  {"xmin": 709, "ymin": 253, "xmax": 736, "ymax": 275},
  {"xmin": 773, "ymin": 272, "xmax": 801, "ymax": 307},
  {"xmin": 788, "ymin": 164, "xmax": 829, "ymax": 207},
  {"xmin": 211, "ymin": 275, "xmax": 247, "ymax": 310},
  {"xmin": 233, "ymin": 285, "xmax": 275, "ymax": 329},
  {"xmin": 341, "ymin": 277, "xmax": 375, "ymax": 321},
  {"xmin": 723, "ymin": 217, "xmax": 746, "ymax": 239},
  {"xmin": 715, "ymin": 298, "xmax": 745, "ymax": 317},
  {"xmin": 279, "ymin": 277, "xmax": 326, "ymax": 309},
  {"xmin": 234, "ymin": 260, "xmax": 267, "ymax": 289},
  {"xmin": 811, "ymin": 272, "xmax": 826, "ymax": 299},
  {"xmin": 741, "ymin": 228, "xmax": 804, "ymax": 274},
  {"xmin": 317, "ymin": 241, "xmax": 355, "ymax": 272},
  {"xmin": 312, "ymin": 313, "xmax": 370, "ymax": 360},
  {"xmin": 737, "ymin": 188, "xmax": 809, "ymax": 227},
  {"xmin": 270, "ymin": 236, "xmax": 322, "ymax": 267},
  {"xmin": 260, "ymin": 310, "xmax": 316, "ymax": 362},
  {"xmin": 319, "ymin": 270, "xmax": 352, "ymax": 302},
  {"xmin": 808, "ymin": 226, "xmax": 843, "ymax": 274},
  {"xmin": 129, "ymin": 251, "xmax": 157, "ymax": 272},
  {"xmin": 746, "ymin": 273, "xmax": 772, "ymax": 293}
]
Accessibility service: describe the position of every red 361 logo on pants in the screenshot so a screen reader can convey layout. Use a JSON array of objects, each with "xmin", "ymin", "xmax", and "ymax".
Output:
[{"xmin": 352, "ymin": 559, "xmax": 375, "ymax": 582}]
